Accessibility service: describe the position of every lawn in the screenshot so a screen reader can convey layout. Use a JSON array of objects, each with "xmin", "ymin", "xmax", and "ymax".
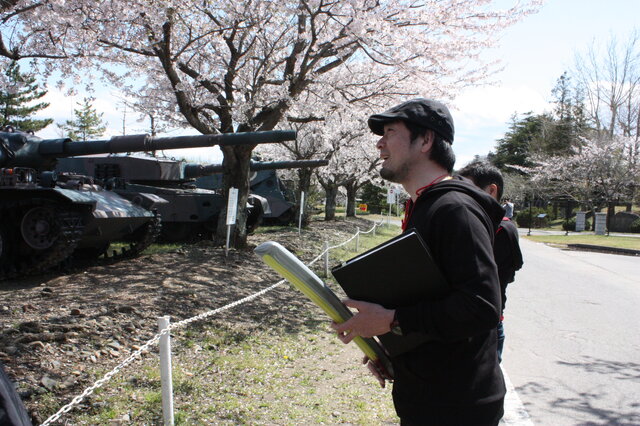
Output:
[{"xmin": 524, "ymin": 234, "xmax": 640, "ymax": 251}]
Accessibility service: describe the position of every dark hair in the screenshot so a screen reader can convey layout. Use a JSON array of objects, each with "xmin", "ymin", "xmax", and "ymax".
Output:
[
  {"xmin": 404, "ymin": 121, "xmax": 455, "ymax": 172},
  {"xmin": 458, "ymin": 161, "xmax": 504, "ymax": 200}
]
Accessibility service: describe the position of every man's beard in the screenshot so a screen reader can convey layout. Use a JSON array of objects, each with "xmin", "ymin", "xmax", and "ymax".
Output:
[{"xmin": 380, "ymin": 164, "xmax": 409, "ymax": 183}]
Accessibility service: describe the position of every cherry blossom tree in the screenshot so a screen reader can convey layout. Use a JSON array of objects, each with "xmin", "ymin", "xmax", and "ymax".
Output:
[
  {"xmin": 518, "ymin": 135, "xmax": 640, "ymax": 226},
  {"xmin": 0, "ymin": 0, "xmax": 541, "ymax": 245}
]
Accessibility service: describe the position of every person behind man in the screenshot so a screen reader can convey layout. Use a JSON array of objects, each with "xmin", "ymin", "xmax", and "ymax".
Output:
[
  {"xmin": 331, "ymin": 99, "xmax": 506, "ymax": 425},
  {"xmin": 502, "ymin": 198, "xmax": 514, "ymax": 219},
  {"xmin": 459, "ymin": 161, "xmax": 524, "ymax": 362}
]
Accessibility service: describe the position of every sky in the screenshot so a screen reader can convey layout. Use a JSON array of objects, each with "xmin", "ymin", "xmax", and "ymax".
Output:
[{"xmin": 31, "ymin": 0, "xmax": 640, "ymax": 167}]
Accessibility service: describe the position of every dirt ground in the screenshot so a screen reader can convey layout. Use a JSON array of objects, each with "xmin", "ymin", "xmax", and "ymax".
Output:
[{"xmin": 0, "ymin": 217, "xmax": 378, "ymax": 424}]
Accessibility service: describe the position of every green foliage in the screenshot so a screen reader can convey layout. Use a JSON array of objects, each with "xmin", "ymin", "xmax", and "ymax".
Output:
[
  {"xmin": 491, "ymin": 72, "xmax": 592, "ymax": 172},
  {"xmin": 629, "ymin": 218, "xmax": 640, "ymax": 233},
  {"xmin": 359, "ymin": 182, "xmax": 387, "ymax": 214},
  {"xmin": 58, "ymin": 96, "xmax": 107, "ymax": 141},
  {"xmin": 0, "ymin": 61, "xmax": 53, "ymax": 132},
  {"xmin": 492, "ymin": 112, "xmax": 547, "ymax": 170},
  {"xmin": 515, "ymin": 206, "xmax": 551, "ymax": 228},
  {"xmin": 547, "ymin": 71, "xmax": 591, "ymax": 155}
]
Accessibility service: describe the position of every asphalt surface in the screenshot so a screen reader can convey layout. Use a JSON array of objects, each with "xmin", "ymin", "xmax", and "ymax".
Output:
[{"xmin": 502, "ymin": 238, "xmax": 640, "ymax": 425}]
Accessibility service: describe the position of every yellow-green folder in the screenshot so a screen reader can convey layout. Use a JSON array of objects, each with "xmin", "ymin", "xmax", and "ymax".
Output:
[{"xmin": 254, "ymin": 241, "xmax": 393, "ymax": 380}]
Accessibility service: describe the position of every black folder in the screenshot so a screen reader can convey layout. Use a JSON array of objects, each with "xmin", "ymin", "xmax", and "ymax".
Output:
[{"xmin": 331, "ymin": 229, "xmax": 448, "ymax": 357}]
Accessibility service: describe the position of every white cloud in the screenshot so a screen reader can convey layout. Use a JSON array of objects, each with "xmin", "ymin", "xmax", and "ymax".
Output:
[{"xmin": 451, "ymin": 84, "xmax": 552, "ymax": 168}]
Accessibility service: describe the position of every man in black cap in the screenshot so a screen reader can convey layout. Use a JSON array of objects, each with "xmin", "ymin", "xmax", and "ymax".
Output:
[{"xmin": 332, "ymin": 98, "xmax": 506, "ymax": 425}]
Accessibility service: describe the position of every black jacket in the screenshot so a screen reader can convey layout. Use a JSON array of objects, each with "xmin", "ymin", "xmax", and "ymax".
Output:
[
  {"xmin": 495, "ymin": 218, "xmax": 523, "ymax": 312},
  {"xmin": 392, "ymin": 176, "xmax": 506, "ymax": 419}
]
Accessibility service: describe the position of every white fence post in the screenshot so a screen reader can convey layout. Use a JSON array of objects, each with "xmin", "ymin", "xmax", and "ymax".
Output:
[
  {"xmin": 158, "ymin": 316, "xmax": 174, "ymax": 426},
  {"xmin": 355, "ymin": 228, "xmax": 360, "ymax": 252},
  {"xmin": 324, "ymin": 241, "xmax": 330, "ymax": 277}
]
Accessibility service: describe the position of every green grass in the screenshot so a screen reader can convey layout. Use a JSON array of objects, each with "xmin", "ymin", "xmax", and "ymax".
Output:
[
  {"xmin": 64, "ymin": 225, "xmax": 402, "ymax": 425},
  {"xmin": 70, "ymin": 324, "xmax": 398, "ymax": 424},
  {"xmin": 524, "ymin": 234, "xmax": 640, "ymax": 250},
  {"xmin": 326, "ymin": 223, "xmax": 401, "ymax": 268}
]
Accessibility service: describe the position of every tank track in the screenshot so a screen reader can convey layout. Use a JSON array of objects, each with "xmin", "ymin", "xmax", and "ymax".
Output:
[
  {"xmin": 97, "ymin": 211, "xmax": 162, "ymax": 263},
  {"xmin": 0, "ymin": 199, "xmax": 84, "ymax": 281}
]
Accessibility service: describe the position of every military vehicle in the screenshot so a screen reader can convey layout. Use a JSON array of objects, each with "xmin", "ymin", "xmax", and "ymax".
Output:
[
  {"xmin": 0, "ymin": 129, "xmax": 296, "ymax": 278},
  {"xmin": 55, "ymin": 157, "xmax": 323, "ymax": 241},
  {"xmin": 193, "ymin": 159, "xmax": 328, "ymax": 225}
]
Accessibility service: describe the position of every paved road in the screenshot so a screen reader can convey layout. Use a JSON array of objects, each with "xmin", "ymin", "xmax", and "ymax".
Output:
[{"xmin": 502, "ymin": 238, "xmax": 640, "ymax": 425}]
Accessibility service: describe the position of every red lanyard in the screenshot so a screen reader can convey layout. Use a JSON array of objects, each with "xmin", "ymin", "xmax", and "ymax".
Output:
[{"xmin": 401, "ymin": 174, "xmax": 450, "ymax": 231}]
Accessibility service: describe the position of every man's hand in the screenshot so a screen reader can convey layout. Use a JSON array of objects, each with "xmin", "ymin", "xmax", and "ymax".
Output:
[{"xmin": 331, "ymin": 298, "xmax": 394, "ymax": 343}]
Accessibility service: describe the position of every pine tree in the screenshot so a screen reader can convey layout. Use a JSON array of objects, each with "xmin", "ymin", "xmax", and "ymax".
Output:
[
  {"xmin": 491, "ymin": 112, "xmax": 547, "ymax": 171},
  {"xmin": 0, "ymin": 61, "xmax": 53, "ymax": 132},
  {"xmin": 59, "ymin": 97, "xmax": 107, "ymax": 141}
]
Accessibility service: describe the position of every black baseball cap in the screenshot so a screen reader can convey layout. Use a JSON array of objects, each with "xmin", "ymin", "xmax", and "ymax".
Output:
[{"xmin": 367, "ymin": 98, "xmax": 455, "ymax": 143}]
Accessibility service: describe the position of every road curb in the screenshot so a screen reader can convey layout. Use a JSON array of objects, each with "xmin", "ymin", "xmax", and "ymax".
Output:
[{"xmin": 566, "ymin": 243, "xmax": 640, "ymax": 256}]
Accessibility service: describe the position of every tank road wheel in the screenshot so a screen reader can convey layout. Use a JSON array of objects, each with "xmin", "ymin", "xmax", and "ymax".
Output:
[
  {"xmin": 20, "ymin": 206, "xmax": 59, "ymax": 250},
  {"xmin": 0, "ymin": 201, "xmax": 84, "ymax": 280}
]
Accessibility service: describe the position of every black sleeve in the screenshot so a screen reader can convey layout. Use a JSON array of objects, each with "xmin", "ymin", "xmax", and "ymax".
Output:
[
  {"xmin": 495, "ymin": 221, "xmax": 523, "ymax": 286},
  {"xmin": 396, "ymin": 199, "xmax": 501, "ymax": 342},
  {"xmin": 0, "ymin": 363, "xmax": 32, "ymax": 426}
]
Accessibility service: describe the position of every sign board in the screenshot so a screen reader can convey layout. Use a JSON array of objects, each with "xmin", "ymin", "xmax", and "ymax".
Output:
[
  {"xmin": 575, "ymin": 212, "xmax": 586, "ymax": 232},
  {"xmin": 359, "ymin": 204, "xmax": 368, "ymax": 212},
  {"xmin": 298, "ymin": 191, "xmax": 305, "ymax": 235},
  {"xmin": 226, "ymin": 187, "xmax": 239, "ymax": 225},
  {"xmin": 387, "ymin": 188, "xmax": 396, "ymax": 204},
  {"xmin": 594, "ymin": 212, "xmax": 607, "ymax": 235}
]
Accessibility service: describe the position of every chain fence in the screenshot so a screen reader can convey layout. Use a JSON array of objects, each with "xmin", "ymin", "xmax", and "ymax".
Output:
[{"xmin": 41, "ymin": 218, "xmax": 388, "ymax": 425}]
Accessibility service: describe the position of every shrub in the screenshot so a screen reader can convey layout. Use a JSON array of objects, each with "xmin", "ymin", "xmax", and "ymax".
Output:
[
  {"xmin": 515, "ymin": 207, "xmax": 549, "ymax": 228},
  {"xmin": 630, "ymin": 218, "xmax": 640, "ymax": 233}
]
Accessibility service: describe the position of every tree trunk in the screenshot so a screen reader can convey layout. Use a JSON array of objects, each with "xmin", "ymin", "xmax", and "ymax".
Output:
[
  {"xmin": 296, "ymin": 167, "xmax": 313, "ymax": 227},
  {"xmin": 215, "ymin": 144, "xmax": 254, "ymax": 248},
  {"xmin": 345, "ymin": 181, "xmax": 358, "ymax": 217},
  {"xmin": 607, "ymin": 201, "xmax": 616, "ymax": 230},
  {"xmin": 324, "ymin": 184, "xmax": 339, "ymax": 221}
]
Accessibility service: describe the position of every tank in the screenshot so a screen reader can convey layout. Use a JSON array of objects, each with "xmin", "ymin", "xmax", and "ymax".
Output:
[
  {"xmin": 193, "ymin": 159, "xmax": 329, "ymax": 225},
  {"xmin": 55, "ymin": 156, "xmax": 314, "ymax": 242},
  {"xmin": 56, "ymin": 155, "xmax": 256, "ymax": 242},
  {"xmin": 0, "ymin": 129, "xmax": 296, "ymax": 276}
]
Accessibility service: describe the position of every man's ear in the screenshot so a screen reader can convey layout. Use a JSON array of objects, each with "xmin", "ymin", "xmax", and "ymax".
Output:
[
  {"xmin": 486, "ymin": 183, "xmax": 499, "ymax": 200},
  {"xmin": 419, "ymin": 130, "xmax": 435, "ymax": 153}
]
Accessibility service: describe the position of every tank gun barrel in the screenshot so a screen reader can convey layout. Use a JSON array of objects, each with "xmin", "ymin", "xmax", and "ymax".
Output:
[
  {"xmin": 184, "ymin": 159, "xmax": 329, "ymax": 179},
  {"xmin": 63, "ymin": 131, "xmax": 297, "ymax": 155},
  {"xmin": 1, "ymin": 130, "xmax": 296, "ymax": 169}
]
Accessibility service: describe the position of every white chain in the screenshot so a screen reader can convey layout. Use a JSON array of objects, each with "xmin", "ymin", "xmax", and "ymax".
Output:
[
  {"xmin": 40, "ymin": 280, "xmax": 285, "ymax": 426},
  {"xmin": 41, "ymin": 219, "xmax": 386, "ymax": 425},
  {"xmin": 308, "ymin": 220, "xmax": 383, "ymax": 265}
]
